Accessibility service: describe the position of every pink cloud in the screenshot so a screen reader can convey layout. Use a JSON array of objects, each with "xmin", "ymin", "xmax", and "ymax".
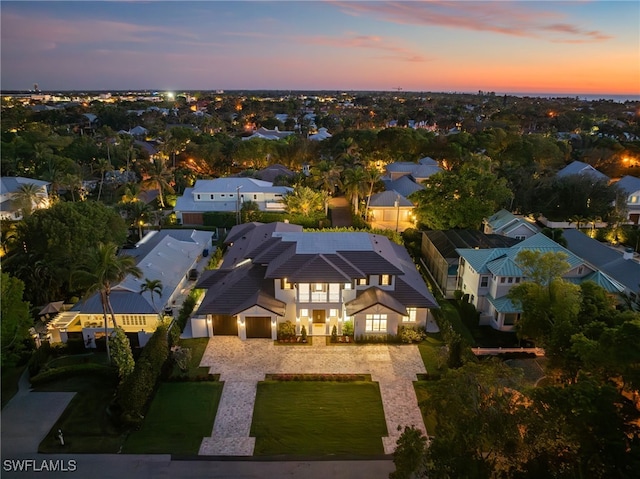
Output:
[
  {"xmin": 331, "ymin": 1, "xmax": 612, "ymax": 43},
  {"xmin": 299, "ymin": 33, "xmax": 432, "ymax": 62}
]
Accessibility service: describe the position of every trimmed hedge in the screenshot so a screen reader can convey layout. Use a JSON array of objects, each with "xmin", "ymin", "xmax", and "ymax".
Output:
[
  {"xmin": 202, "ymin": 211, "xmax": 236, "ymax": 228},
  {"xmin": 176, "ymin": 290, "xmax": 199, "ymax": 332},
  {"xmin": 30, "ymin": 363, "xmax": 116, "ymax": 386},
  {"xmin": 117, "ymin": 324, "xmax": 169, "ymax": 425},
  {"xmin": 264, "ymin": 374, "xmax": 371, "ymax": 382}
]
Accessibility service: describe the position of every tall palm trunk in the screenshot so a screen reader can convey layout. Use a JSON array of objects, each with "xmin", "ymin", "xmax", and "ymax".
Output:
[{"xmin": 100, "ymin": 290, "xmax": 111, "ymax": 363}]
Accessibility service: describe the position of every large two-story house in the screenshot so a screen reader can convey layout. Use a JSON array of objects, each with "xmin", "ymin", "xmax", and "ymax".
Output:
[
  {"xmin": 456, "ymin": 232, "xmax": 625, "ymax": 331},
  {"xmin": 190, "ymin": 222, "xmax": 439, "ymax": 340},
  {"xmin": 175, "ymin": 177, "xmax": 293, "ymax": 226}
]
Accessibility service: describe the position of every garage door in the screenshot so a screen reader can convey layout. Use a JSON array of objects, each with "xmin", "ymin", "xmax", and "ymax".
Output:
[
  {"xmin": 382, "ymin": 209, "xmax": 396, "ymax": 221},
  {"xmin": 245, "ymin": 317, "xmax": 272, "ymax": 338},
  {"xmin": 212, "ymin": 315, "xmax": 238, "ymax": 336},
  {"xmin": 182, "ymin": 212, "xmax": 203, "ymax": 225}
]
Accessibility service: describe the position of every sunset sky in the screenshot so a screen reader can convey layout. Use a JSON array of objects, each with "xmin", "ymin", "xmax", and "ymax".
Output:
[{"xmin": 2, "ymin": 1, "xmax": 639, "ymax": 95}]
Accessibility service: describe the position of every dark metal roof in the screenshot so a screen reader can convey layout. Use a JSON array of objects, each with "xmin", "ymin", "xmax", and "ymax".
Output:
[
  {"xmin": 424, "ymin": 230, "xmax": 520, "ymax": 260},
  {"xmin": 72, "ymin": 291, "xmax": 155, "ymax": 314},
  {"xmin": 345, "ymin": 287, "xmax": 408, "ymax": 316},
  {"xmin": 196, "ymin": 264, "xmax": 285, "ymax": 316},
  {"xmin": 563, "ymin": 229, "xmax": 640, "ymax": 293}
]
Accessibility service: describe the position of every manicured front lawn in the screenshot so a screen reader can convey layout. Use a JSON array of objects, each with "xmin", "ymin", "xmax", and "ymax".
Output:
[
  {"xmin": 417, "ymin": 334, "xmax": 446, "ymax": 376},
  {"xmin": 413, "ymin": 381, "xmax": 438, "ymax": 436},
  {"xmin": 38, "ymin": 376, "xmax": 124, "ymax": 453},
  {"xmin": 170, "ymin": 338, "xmax": 212, "ymax": 379},
  {"xmin": 123, "ymin": 381, "xmax": 223, "ymax": 455},
  {"xmin": 251, "ymin": 380, "xmax": 387, "ymax": 456}
]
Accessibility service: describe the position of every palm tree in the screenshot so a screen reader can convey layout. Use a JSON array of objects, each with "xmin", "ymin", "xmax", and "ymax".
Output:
[
  {"xmin": 75, "ymin": 242, "xmax": 142, "ymax": 363},
  {"xmin": 119, "ymin": 182, "xmax": 142, "ymax": 204},
  {"xmin": 311, "ymin": 160, "xmax": 343, "ymax": 196},
  {"xmin": 94, "ymin": 157, "xmax": 113, "ymax": 202},
  {"xmin": 140, "ymin": 278, "xmax": 163, "ymax": 316},
  {"xmin": 364, "ymin": 167, "xmax": 381, "ymax": 221},
  {"xmin": 343, "ymin": 167, "xmax": 368, "ymax": 215},
  {"xmin": 283, "ymin": 187, "xmax": 323, "ymax": 216},
  {"xmin": 123, "ymin": 200, "xmax": 151, "ymax": 240},
  {"xmin": 12, "ymin": 183, "xmax": 48, "ymax": 217},
  {"xmin": 141, "ymin": 158, "xmax": 174, "ymax": 208}
]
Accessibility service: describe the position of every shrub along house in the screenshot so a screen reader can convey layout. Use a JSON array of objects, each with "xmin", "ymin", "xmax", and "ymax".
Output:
[{"xmin": 190, "ymin": 222, "xmax": 439, "ymax": 340}]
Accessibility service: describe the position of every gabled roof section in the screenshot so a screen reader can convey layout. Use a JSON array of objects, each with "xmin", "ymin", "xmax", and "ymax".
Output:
[
  {"xmin": 368, "ymin": 190, "xmax": 413, "ymax": 207},
  {"xmin": 487, "ymin": 295, "xmax": 521, "ymax": 313},
  {"xmin": 0, "ymin": 176, "xmax": 50, "ymax": 195},
  {"xmin": 383, "ymin": 175, "xmax": 425, "ymax": 198},
  {"xmin": 556, "ymin": 161, "xmax": 609, "ymax": 182},
  {"xmin": 565, "ymin": 271, "xmax": 625, "ymax": 294},
  {"xmin": 485, "ymin": 209, "xmax": 539, "ymax": 235},
  {"xmin": 345, "ymin": 287, "xmax": 408, "ymax": 316},
  {"xmin": 615, "ymin": 175, "xmax": 640, "ymax": 196},
  {"xmin": 418, "ymin": 157, "xmax": 438, "ymax": 166},
  {"xmin": 456, "ymin": 248, "xmax": 511, "ymax": 274},
  {"xmin": 411, "ymin": 164, "xmax": 442, "ymax": 180},
  {"xmin": 486, "ymin": 256, "xmax": 522, "ymax": 277},
  {"xmin": 196, "ymin": 264, "xmax": 285, "ymax": 316},
  {"xmin": 563, "ymin": 229, "xmax": 640, "ymax": 293},
  {"xmin": 388, "ymin": 242, "xmax": 439, "ymax": 308}
]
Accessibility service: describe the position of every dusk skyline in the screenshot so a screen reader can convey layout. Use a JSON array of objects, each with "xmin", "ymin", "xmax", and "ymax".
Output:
[{"xmin": 1, "ymin": 1, "xmax": 639, "ymax": 96}]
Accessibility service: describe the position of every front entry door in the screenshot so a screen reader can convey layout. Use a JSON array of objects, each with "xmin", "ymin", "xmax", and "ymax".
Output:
[{"xmin": 312, "ymin": 310, "xmax": 326, "ymax": 336}]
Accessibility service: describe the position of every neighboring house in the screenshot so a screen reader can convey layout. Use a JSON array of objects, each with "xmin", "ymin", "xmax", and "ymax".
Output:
[
  {"xmin": 613, "ymin": 175, "xmax": 640, "ymax": 224},
  {"xmin": 422, "ymin": 230, "xmax": 520, "ymax": 299},
  {"xmin": 190, "ymin": 222, "xmax": 439, "ymax": 340},
  {"xmin": 308, "ymin": 127, "xmax": 332, "ymax": 141},
  {"xmin": 382, "ymin": 175, "xmax": 424, "ymax": 198},
  {"xmin": 254, "ymin": 164, "xmax": 295, "ymax": 183},
  {"xmin": 242, "ymin": 127, "xmax": 294, "ymax": 141},
  {"xmin": 484, "ymin": 209, "xmax": 540, "ymax": 240},
  {"xmin": 562, "ymin": 228, "xmax": 640, "ymax": 307},
  {"xmin": 384, "ymin": 157, "xmax": 441, "ymax": 182},
  {"xmin": 48, "ymin": 229, "xmax": 213, "ymax": 347},
  {"xmin": 367, "ymin": 190, "xmax": 415, "ymax": 232},
  {"xmin": 0, "ymin": 176, "xmax": 51, "ymax": 220},
  {"xmin": 456, "ymin": 233, "xmax": 624, "ymax": 331},
  {"xmin": 175, "ymin": 178, "xmax": 293, "ymax": 226},
  {"xmin": 556, "ymin": 161, "xmax": 609, "ymax": 182}
]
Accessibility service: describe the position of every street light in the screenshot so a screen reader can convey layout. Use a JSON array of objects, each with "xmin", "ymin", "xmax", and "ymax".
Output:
[
  {"xmin": 395, "ymin": 193, "xmax": 400, "ymax": 232},
  {"xmin": 236, "ymin": 185, "xmax": 243, "ymax": 225}
]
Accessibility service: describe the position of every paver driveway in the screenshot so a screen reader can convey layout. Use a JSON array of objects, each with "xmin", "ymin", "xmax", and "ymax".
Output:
[{"xmin": 198, "ymin": 337, "xmax": 427, "ymax": 456}]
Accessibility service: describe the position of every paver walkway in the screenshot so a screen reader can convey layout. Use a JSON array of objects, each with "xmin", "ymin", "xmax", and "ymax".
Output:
[{"xmin": 198, "ymin": 337, "xmax": 427, "ymax": 456}]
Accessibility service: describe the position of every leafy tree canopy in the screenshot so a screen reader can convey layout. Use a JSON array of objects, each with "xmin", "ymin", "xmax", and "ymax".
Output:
[
  {"xmin": 411, "ymin": 158, "xmax": 512, "ymax": 230},
  {"xmin": 0, "ymin": 272, "xmax": 32, "ymax": 366}
]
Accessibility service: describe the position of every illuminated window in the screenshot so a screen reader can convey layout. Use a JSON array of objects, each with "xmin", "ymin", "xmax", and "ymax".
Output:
[
  {"xmin": 300, "ymin": 309, "xmax": 309, "ymax": 318},
  {"xmin": 358, "ymin": 276, "xmax": 369, "ymax": 286},
  {"xmin": 299, "ymin": 283, "xmax": 310, "ymax": 301},
  {"xmin": 281, "ymin": 278, "xmax": 292, "ymax": 290},
  {"xmin": 403, "ymin": 308, "xmax": 417, "ymax": 322},
  {"xmin": 344, "ymin": 282, "xmax": 352, "ymax": 290},
  {"xmin": 365, "ymin": 314, "xmax": 387, "ymax": 332},
  {"xmin": 329, "ymin": 309, "xmax": 338, "ymax": 318},
  {"xmin": 380, "ymin": 274, "xmax": 391, "ymax": 286}
]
